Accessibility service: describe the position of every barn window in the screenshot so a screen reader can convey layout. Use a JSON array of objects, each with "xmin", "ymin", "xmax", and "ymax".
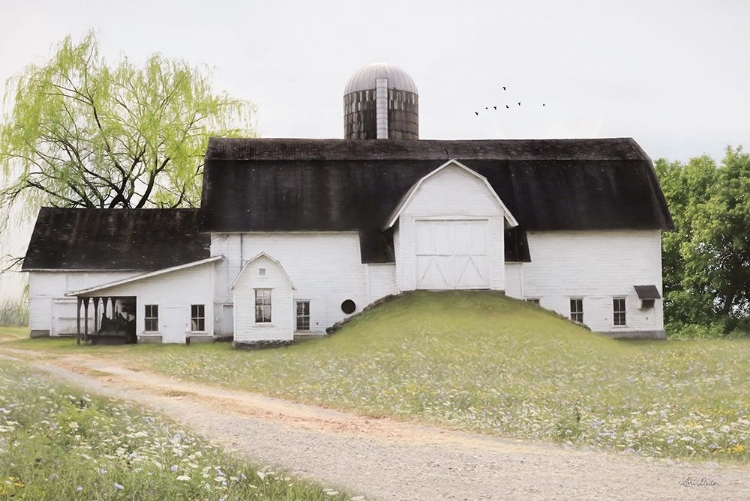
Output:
[
  {"xmin": 570, "ymin": 298, "xmax": 583, "ymax": 324},
  {"xmin": 526, "ymin": 298, "xmax": 540, "ymax": 305},
  {"xmin": 296, "ymin": 301, "xmax": 310, "ymax": 331},
  {"xmin": 144, "ymin": 305, "xmax": 158, "ymax": 332},
  {"xmin": 613, "ymin": 298, "xmax": 627, "ymax": 326},
  {"xmin": 258, "ymin": 267, "xmax": 267, "ymax": 277},
  {"xmin": 191, "ymin": 305, "xmax": 205, "ymax": 331},
  {"xmin": 255, "ymin": 289, "xmax": 272, "ymax": 323}
]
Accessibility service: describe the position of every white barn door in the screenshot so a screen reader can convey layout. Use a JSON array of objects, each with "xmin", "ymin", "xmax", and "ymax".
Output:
[{"xmin": 415, "ymin": 220, "xmax": 490, "ymax": 289}]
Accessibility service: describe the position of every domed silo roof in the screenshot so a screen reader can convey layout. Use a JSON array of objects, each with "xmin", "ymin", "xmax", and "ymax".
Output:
[
  {"xmin": 344, "ymin": 63, "xmax": 419, "ymax": 140},
  {"xmin": 344, "ymin": 62, "xmax": 419, "ymax": 95}
]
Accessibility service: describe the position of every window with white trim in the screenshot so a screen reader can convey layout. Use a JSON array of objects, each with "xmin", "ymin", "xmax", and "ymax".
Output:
[
  {"xmin": 144, "ymin": 305, "xmax": 158, "ymax": 332},
  {"xmin": 296, "ymin": 301, "xmax": 310, "ymax": 331},
  {"xmin": 613, "ymin": 298, "xmax": 627, "ymax": 326},
  {"xmin": 570, "ymin": 298, "xmax": 583, "ymax": 324},
  {"xmin": 190, "ymin": 304, "xmax": 205, "ymax": 331},
  {"xmin": 255, "ymin": 289, "xmax": 272, "ymax": 323},
  {"xmin": 526, "ymin": 298, "xmax": 540, "ymax": 305}
]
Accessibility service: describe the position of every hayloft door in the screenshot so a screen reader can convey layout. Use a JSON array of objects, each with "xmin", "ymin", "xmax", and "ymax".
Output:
[{"xmin": 415, "ymin": 220, "xmax": 490, "ymax": 289}]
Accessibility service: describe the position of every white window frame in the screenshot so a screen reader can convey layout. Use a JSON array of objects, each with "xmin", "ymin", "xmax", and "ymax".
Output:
[
  {"xmin": 570, "ymin": 298, "xmax": 584, "ymax": 324},
  {"xmin": 296, "ymin": 300, "xmax": 310, "ymax": 331},
  {"xmin": 526, "ymin": 298, "xmax": 540, "ymax": 305},
  {"xmin": 255, "ymin": 289, "xmax": 272, "ymax": 324},
  {"xmin": 613, "ymin": 297, "xmax": 627, "ymax": 326},
  {"xmin": 144, "ymin": 304, "xmax": 159, "ymax": 332},
  {"xmin": 190, "ymin": 304, "xmax": 205, "ymax": 332}
]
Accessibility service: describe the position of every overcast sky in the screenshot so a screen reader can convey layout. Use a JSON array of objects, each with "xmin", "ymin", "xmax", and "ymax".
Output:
[{"xmin": 1, "ymin": 0, "xmax": 749, "ymax": 298}]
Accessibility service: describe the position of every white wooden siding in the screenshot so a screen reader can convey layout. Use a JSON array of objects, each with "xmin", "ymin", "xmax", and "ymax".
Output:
[
  {"xmin": 366, "ymin": 264, "xmax": 397, "ymax": 303},
  {"xmin": 212, "ymin": 232, "xmax": 368, "ymax": 334},
  {"xmin": 67, "ymin": 264, "xmax": 216, "ymax": 342},
  {"xmin": 28, "ymin": 271, "xmax": 138, "ymax": 336},
  {"xmin": 395, "ymin": 165, "xmax": 506, "ymax": 292},
  {"xmin": 504, "ymin": 263, "xmax": 524, "ymax": 299},
  {"xmin": 232, "ymin": 255, "xmax": 294, "ymax": 342},
  {"xmin": 506, "ymin": 230, "xmax": 664, "ymax": 334}
]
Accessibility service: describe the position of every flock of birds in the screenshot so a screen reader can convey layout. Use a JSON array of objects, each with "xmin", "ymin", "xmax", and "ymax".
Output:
[{"xmin": 475, "ymin": 87, "xmax": 546, "ymax": 116}]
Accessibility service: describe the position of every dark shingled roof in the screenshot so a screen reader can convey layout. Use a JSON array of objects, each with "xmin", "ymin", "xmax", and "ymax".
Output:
[
  {"xmin": 200, "ymin": 138, "xmax": 673, "ymax": 264},
  {"xmin": 23, "ymin": 208, "xmax": 210, "ymax": 271}
]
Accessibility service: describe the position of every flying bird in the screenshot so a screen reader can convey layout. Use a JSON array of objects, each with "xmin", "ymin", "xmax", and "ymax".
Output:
[
  {"xmin": 475, "ymin": 111, "xmax": 479, "ymax": 116},
  {"xmin": 502, "ymin": 86, "xmax": 507, "ymax": 90},
  {"xmin": 505, "ymin": 104, "xmax": 509, "ymax": 109},
  {"xmin": 518, "ymin": 102, "xmax": 522, "ymax": 106},
  {"xmin": 493, "ymin": 106, "xmax": 497, "ymax": 110}
]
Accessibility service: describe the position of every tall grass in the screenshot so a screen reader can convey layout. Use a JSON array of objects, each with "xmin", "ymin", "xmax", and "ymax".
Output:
[
  {"xmin": 0, "ymin": 298, "xmax": 28, "ymax": 327},
  {"xmin": 0, "ymin": 359, "xmax": 359, "ymax": 500}
]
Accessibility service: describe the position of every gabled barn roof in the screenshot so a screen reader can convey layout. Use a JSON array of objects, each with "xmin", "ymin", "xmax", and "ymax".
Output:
[
  {"xmin": 23, "ymin": 208, "xmax": 210, "ymax": 271},
  {"xmin": 200, "ymin": 138, "xmax": 673, "ymax": 263}
]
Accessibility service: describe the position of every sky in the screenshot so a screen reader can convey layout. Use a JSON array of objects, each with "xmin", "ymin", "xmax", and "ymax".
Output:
[{"xmin": 1, "ymin": 0, "xmax": 749, "ymax": 299}]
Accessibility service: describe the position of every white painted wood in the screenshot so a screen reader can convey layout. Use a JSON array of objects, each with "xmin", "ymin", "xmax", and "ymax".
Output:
[
  {"xmin": 28, "ymin": 271, "xmax": 138, "ymax": 336},
  {"xmin": 504, "ymin": 263, "xmax": 524, "ymax": 299},
  {"xmin": 366, "ymin": 264, "xmax": 397, "ymax": 303},
  {"xmin": 395, "ymin": 165, "xmax": 506, "ymax": 292},
  {"xmin": 162, "ymin": 306, "xmax": 187, "ymax": 344},
  {"xmin": 214, "ymin": 232, "xmax": 369, "ymax": 334},
  {"xmin": 415, "ymin": 220, "xmax": 490, "ymax": 289},
  {"xmin": 385, "ymin": 160, "xmax": 517, "ymax": 229},
  {"xmin": 232, "ymin": 254, "xmax": 294, "ymax": 342},
  {"xmin": 219, "ymin": 304, "xmax": 234, "ymax": 336},
  {"xmin": 505, "ymin": 230, "xmax": 664, "ymax": 334},
  {"xmin": 63, "ymin": 263, "xmax": 216, "ymax": 341}
]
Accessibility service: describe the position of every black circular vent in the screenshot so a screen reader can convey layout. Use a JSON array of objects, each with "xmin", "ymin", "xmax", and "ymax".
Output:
[{"xmin": 341, "ymin": 299, "xmax": 356, "ymax": 314}]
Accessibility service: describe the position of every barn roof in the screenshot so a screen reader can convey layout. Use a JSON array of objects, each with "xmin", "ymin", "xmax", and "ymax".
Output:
[
  {"xmin": 23, "ymin": 208, "xmax": 210, "ymax": 271},
  {"xmin": 200, "ymin": 138, "xmax": 673, "ymax": 263}
]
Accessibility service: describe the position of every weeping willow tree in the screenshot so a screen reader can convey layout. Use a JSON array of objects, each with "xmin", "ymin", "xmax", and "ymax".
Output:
[{"xmin": 0, "ymin": 31, "xmax": 256, "ymax": 217}]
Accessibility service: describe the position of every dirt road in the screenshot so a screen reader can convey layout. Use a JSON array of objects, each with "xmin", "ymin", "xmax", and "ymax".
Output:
[{"xmin": 4, "ymin": 349, "xmax": 748, "ymax": 501}]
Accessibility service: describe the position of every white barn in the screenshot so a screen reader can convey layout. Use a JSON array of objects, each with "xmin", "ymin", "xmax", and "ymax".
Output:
[{"xmin": 22, "ymin": 63, "xmax": 673, "ymax": 344}]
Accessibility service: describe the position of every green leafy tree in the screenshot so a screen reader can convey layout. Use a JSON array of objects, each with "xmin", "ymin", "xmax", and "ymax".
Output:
[
  {"xmin": 656, "ymin": 147, "xmax": 750, "ymax": 330},
  {"xmin": 0, "ymin": 31, "xmax": 256, "ymax": 215}
]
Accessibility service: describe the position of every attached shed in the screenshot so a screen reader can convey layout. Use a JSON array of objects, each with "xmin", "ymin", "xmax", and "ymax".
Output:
[
  {"xmin": 23, "ymin": 208, "xmax": 210, "ymax": 339},
  {"xmin": 66, "ymin": 256, "xmax": 222, "ymax": 344}
]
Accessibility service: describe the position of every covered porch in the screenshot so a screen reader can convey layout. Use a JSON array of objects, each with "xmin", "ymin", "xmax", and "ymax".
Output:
[{"xmin": 74, "ymin": 295, "xmax": 137, "ymax": 345}]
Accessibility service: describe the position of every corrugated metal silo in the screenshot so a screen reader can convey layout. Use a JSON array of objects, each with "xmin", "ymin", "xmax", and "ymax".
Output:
[{"xmin": 344, "ymin": 63, "xmax": 419, "ymax": 140}]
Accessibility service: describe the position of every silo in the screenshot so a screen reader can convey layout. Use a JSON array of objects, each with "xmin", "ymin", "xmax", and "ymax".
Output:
[{"xmin": 344, "ymin": 63, "xmax": 419, "ymax": 140}]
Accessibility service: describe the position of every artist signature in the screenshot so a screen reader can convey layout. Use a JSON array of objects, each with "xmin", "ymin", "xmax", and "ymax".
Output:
[{"xmin": 681, "ymin": 477, "xmax": 719, "ymax": 487}]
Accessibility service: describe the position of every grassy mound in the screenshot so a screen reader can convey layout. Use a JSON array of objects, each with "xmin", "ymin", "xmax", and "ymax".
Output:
[{"xmin": 7, "ymin": 291, "xmax": 750, "ymax": 462}]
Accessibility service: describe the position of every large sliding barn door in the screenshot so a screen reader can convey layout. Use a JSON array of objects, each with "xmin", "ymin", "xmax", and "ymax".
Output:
[{"xmin": 415, "ymin": 220, "xmax": 490, "ymax": 289}]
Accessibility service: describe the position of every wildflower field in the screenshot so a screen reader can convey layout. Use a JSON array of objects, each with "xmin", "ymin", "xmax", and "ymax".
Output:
[
  {"xmin": 0, "ymin": 359, "xmax": 356, "ymax": 500},
  {"xmin": 7, "ymin": 291, "xmax": 750, "ymax": 464}
]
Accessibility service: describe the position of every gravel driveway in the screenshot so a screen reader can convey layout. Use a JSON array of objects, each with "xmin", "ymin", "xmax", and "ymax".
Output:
[{"xmin": 6, "ymin": 350, "xmax": 748, "ymax": 501}]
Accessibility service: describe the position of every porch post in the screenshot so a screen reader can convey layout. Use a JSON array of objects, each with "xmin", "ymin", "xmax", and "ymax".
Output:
[
  {"xmin": 94, "ymin": 298, "xmax": 99, "ymax": 334},
  {"xmin": 83, "ymin": 298, "xmax": 90, "ymax": 342},
  {"xmin": 76, "ymin": 297, "xmax": 82, "ymax": 345}
]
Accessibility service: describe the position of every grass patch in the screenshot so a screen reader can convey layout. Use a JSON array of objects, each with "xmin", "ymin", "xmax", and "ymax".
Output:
[
  {"xmin": 5, "ymin": 291, "xmax": 750, "ymax": 464},
  {"xmin": 0, "ymin": 327, "xmax": 27, "ymax": 343},
  {"xmin": 0, "ymin": 359, "xmax": 358, "ymax": 500}
]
